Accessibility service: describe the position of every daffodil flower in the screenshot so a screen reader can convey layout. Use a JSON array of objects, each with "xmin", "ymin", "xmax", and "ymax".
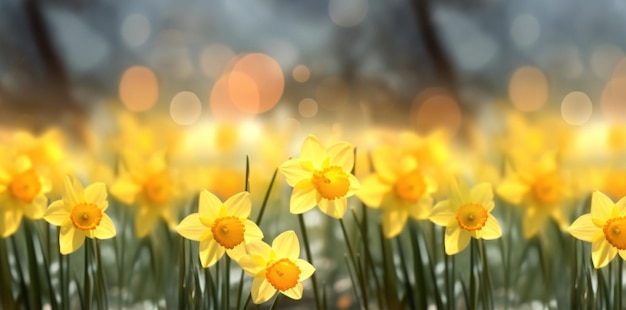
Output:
[
  {"xmin": 238, "ymin": 230, "xmax": 315, "ymax": 304},
  {"xmin": 43, "ymin": 176, "xmax": 116, "ymax": 255},
  {"xmin": 110, "ymin": 153, "xmax": 179, "ymax": 238},
  {"xmin": 568, "ymin": 191, "xmax": 626, "ymax": 269},
  {"xmin": 279, "ymin": 134, "xmax": 360, "ymax": 219},
  {"xmin": 429, "ymin": 179, "xmax": 502, "ymax": 255},
  {"xmin": 357, "ymin": 146, "xmax": 435, "ymax": 238},
  {"xmin": 496, "ymin": 156, "xmax": 571, "ymax": 238},
  {"xmin": 0, "ymin": 156, "xmax": 51, "ymax": 237},
  {"xmin": 176, "ymin": 190, "xmax": 263, "ymax": 267}
]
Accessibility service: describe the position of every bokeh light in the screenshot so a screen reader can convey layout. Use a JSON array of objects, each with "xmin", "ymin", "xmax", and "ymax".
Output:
[
  {"xmin": 591, "ymin": 44, "xmax": 624, "ymax": 79},
  {"xmin": 560, "ymin": 91, "xmax": 592, "ymax": 125},
  {"xmin": 298, "ymin": 98, "xmax": 318, "ymax": 118},
  {"xmin": 292, "ymin": 65, "xmax": 311, "ymax": 83},
  {"xmin": 508, "ymin": 66, "xmax": 548, "ymax": 112},
  {"xmin": 328, "ymin": 0, "xmax": 368, "ymax": 27},
  {"xmin": 121, "ymin": 13, "xmax": 151, "ymax": 47},
  {"xmin": 119, "ymin": 66, "xmax": 159, "ymax": 112},
  {"xmin": 170, "ymin": 91, "xmax": 202, "ymax": 125},
  {"xmin": 411, "ymin": 90, "xmax": 462, "ymax": 136},
  {"xmin": 230, "ymin": 53, "xmax": 284, "ymax": 114},
  {"xmin": 601, "ymin": 77, "xmax": 626, "ymax": 122},
  {"xmin": 510, "ymin": 14, "xmax": 540, "ymax": 48}
]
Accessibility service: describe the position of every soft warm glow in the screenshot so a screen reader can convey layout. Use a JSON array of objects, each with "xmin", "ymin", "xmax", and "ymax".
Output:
[
  {"xmin": 601, "ymin": 77, "xmax": 626, "ymax": 122},
  {"xmin": 508, "ymin": 66, "xmax": 548, "ymax": 112},
  {"xmin": 292, "ymin": 65, "xmax": 311, "ymax": 83},
  {"xmin": 170, "ymin": 91, "xmax": 202, "ymax": 125},
  {"xmin": 119, "ymin": 66, "xmax": 159, "ymax": 112},
  {"xmin": 229, "ymin": 53, "xmax": 284, "ymax": 114},
  {"xmin": 298, "ymin": 98, "xmax": 318, "ymax": 118},
  {"xmin": 209, "ymin": 73, "xmax": 254, "ymax": 122},
  {"xmin": 561, "ymin": 91, "xmax": 592, "ymax": 125},
  {"xmin": 412, "ymin": 92, "xmax": 462, "ymax": 136},
  {"xmin": 316, "ymin": 77, "xmax": 350, "ymax": 111}
]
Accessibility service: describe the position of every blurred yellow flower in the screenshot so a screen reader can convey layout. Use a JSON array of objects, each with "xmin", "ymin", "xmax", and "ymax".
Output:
[
  {"xmin": 568, "ymin": 191, "xmax": 626, "ymax": 269},
  {"xmin": 496, "ymin": 156, "xmax": 571, "ymax": 238},
  {"xmin": 238, "ymin": 230, "xmax": 315, "ymax": 304},
  {"xmin": 430, "ymin": 179, "xmax": 502, "ymax": 255},
  {"xmin": 176, "ymin": 190, "xmax": 263, "ymax": 267},
  {"xmin": 0, "ymin": 156, "xmax": 51, "ymax": 237},
  {"xmin": 279, "ymin": 134, "xmax": 360, "ymax": 219},
  {"xmin": 43, "ymin": 176, "xmax": 116, "ymax": 255},
  {"xmin": 110, "ymin": 153, "xmax": 179, "ymax": 238},
  {"xmin": 358, "ymin": 146, "xmax": 435, "ymax": 238}
]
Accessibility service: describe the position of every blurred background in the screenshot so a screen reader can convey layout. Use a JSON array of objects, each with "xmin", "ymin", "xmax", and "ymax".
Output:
[{"xmin": 0, "ymin": 0, "xmax": 625, "ymax": 138}]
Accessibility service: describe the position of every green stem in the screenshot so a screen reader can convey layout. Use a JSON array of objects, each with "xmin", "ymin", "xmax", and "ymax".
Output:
[
  {"xmin": 84, "ymin": 239, "xmax": 91, "ymax": 310},
  {"xmin": 298, "ymin": 214, "xmax": 321, "ymax": 310},
  {"xmin": 255, "ymin": 169, "xmax": 278, "ymax": 225},
  {"xmin": 339, "ymin": 218, "xmax": 367, "ymax": 307},
  {"xmin": 178, "ymin": 238, "xmax": 186, "ymax": 310},
  {"xmin": 469, "ymin": 239, "xmax": 476, "ymax": 310},
  {"xmin": 617, "ymin": 258, "xmax": 623, "ymax": 310},
  {"xmin": 269, "ymin": 293, "xmax": 281, "ymax": 310},
  {"xmin": 223, "ymin": 256, "xmax": 231, "ymax": 310}
]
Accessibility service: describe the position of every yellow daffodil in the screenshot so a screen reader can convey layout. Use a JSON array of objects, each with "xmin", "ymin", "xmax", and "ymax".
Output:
[
  {"xmin": 43, "ymin": 176, "xmax": 116, "ymax": 254},
  {"xmin": 279, "ymin": 134, "xmax": 360, "ymax": 219},
  {"xmin": 429, "ymin": 179, "xmax": 502, "ymax": 255},
  {"xmin": 357, "ymin": 146, "xmax": 435, "ymax": 238},
  {"xmin": 496, "ymin": 155, "xmax": 572, "ymax": 238},
  {"xmin": 176, "ymin": 190, "xmax": 263, "ymax": 267},
  {"xmin": 0, "ymin": 156, "xmax": 51, "ymax": 237},
  {"xmin": 238, "ymin": 230, "xmax": 315, "ymax": 304},
  {"xmin": 110, "ymin": 153, "xmax": 179, "ymax": 238},
  {"xmin": 568, "ymin": 191, "xmax": 626, "ymax": 269}
]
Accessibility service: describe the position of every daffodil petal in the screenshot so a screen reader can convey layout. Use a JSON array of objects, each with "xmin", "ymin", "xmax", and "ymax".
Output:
[
  {"xmin": 568, "ymin": 214, "xmax": 597, "ymax": 242},
  {"xmin": 59, "ymin": 224, "xmax": 85, "ymax": 255},
  {"xmin": 272, "ymin": 230, "xmax": 299, "ymax": 260},
  {"xmin": 481, "ymin": 215, "xmax": 502, "ymax": 240},
  {"xmin": 445, "ymin": 224, "xmax": 470, "ymax": 255},
  {"xmin": 95, "ymin": 214, "xmax": 116, "ymax": 239},
  {"xmin": 496, "ymin": 176, "xmax": 528, "ymax": 205},
  {"xmin": 327, "ymin": 142, "xmax": 354, "ymax": 172},
  {"xmin": 371, "ymin": 146, "xmax": 400, "ymax": 182},
  {"xmin": 282, "ymin": 283, "xmax": 303, "ymax": 300},
  {"xmin": 238, "ymin": 254, "xmax": 266, "ymax": 276},
  {"xmin": 84, "ymin": 183, "xmax": 108, "ymax": 209},
  {"xmin": 44, "ymin": 200, "xmax": 71, "ymax": 226},
  {"xmin": 199, "ymin": 238, "xmax": 226, "ymax": 268},
  {"xmin": 471, "ymin": 183, "xmax": 494, "ymax": 211},
  {"xmin": 243, "ymin": 220, "xmax": 264, "ymax": 241},
  {"xmin": 199, "ymin": 190, "xmax": 222, "ymax": 219},
  {"xmin": 429, "ymin": 201, "xmax": 455, "ymax": 227},
  {"xmin": 289, "ymin": 188, "xmax": 317, "ymax": 214},
  {"xmin": 225, "ymin": 191, "xmax": 251, "ymax": 218},
  {"xmin": 300, "ymin": 135, "xmax": 327, "ymax": 168},
  {"xmin": 251, "ymin": 277, "xmax": 276, "ymax": 304},
  {"xmin": 356, "ymin": 175, "xmax": 389, "ymax": 208},
  {"xmin": 63, "ymin": 175, "xmax": 84, "ymax": 207},
  {"xmin": 176, "ymin": 213, "xmax": 206, "ymax": 241},
  {"xmin": 0, "ymin": 207, "xmax": 21, "ymax": 238},
  {"xmin": 318, "ymin": 197, "xmax": 347, "ymax": 219},
  {"xmin": 295, "ymin": 259, "xmax": 315, "ymax": 281},
  {"xmin": 246, "ymin": 240, "xmax": 273, "ymax": 258},
  {"xmin": 23, "ymin": 195, "xmax": 47, "ymax": 219},
  {"xmin": 592, "ymin": 239, "xmax": 617, "ymax": 269},
  {"xmin": 226, "ymin": 242, "xmax": 247, "ymax": 261},
  {"xmin": 382, "ymin": 208, "xmax": 408, "ymax": 238},
  {"xmin": 135, "ymin": 209, "xmax": 158, "ymax": 239},
  {"xmin": 109, "ymin": 176, "xmax": 140, "ymax": 205},
  {"xmin": 409, "ymin": 195, "xmax": 433, "ymax": 220},
  {"xmin": 591, "ymin": 191, "xmax": 614, "ymax": 220},
  {"xmin": 279, "ymin": 159, "xmax": 311, "ymax": 187}
]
